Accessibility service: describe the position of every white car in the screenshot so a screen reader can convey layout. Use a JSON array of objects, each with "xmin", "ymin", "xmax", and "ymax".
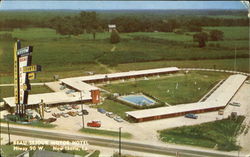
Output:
[
  {"xmin": 229, "ymin": 102, "xmax": 241, "ymax": 107},
  {"xmin": 64, "ymin": 105, "xmax": 72, "ymax": 110},
  {"xmin": 44, "ymin": 107, "xmax": 51, "ymax": 113},
  {"xmin": 114, "ymin": 116, "xmax": 123, "ymax": 122},
  {"xmin": 58, "ymin": 106, "xmax": 65, "ymax": 111},
  {"xmin": 77, "ymin": 111, "xmax": 83, "ymax": 116},
  {"xmin": 61, "ymin": 113, "xmax": 69, "ymax": 118}
]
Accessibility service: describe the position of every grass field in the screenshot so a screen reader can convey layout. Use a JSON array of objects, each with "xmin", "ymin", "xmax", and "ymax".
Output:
[
  {"xmin": 89, "ymin": 150, "xmax": 100, "ymax": 157},
  {"xmin": 114, "ymin": 58, "xmax": 250, "ymax": 73},
  {"xmin": 101, "ymin": 71, "xmax": 228, "ymax": 105},
  {"xmin": 0, "ymin": 85, "xmax": 53, "ymax": 101},
  {"xmin": 1, "ymin": 145, "xmax": 25, "ymax": 157},
  {"xmin": 0, "ymin": 119, "xmax": 56, "ymax": 128},
  {"xmin": 159, "ymin": 116, "xmax": 245, "ymax": 151},
  {"xmin": 0, "ymin": 26, "xmax": 248, "ymax": 88},
  {"xmin": 79, "ymin": 128, "xmax": 132, "ymax": 138}
]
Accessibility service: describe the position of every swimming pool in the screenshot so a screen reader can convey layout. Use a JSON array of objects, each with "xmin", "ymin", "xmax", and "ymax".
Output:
[{"xmin": 118, "ymin": 94, "xmax": 155, "ymax": 106}]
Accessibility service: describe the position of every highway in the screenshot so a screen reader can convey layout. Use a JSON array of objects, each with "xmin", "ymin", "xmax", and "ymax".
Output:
[{"xmin": 1, "ymin": 126, "xmax": 240, "ymax": 157}]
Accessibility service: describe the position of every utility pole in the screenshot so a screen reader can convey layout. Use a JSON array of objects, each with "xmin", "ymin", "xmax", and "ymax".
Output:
[
  {"xmin": 234, "ymin": 47, "xmax": 237, "ymax": 71},
  {"xmin": 7, "ymin": 121, "xmax": 10, "ymax": 145},
  {"xmin": 119, "ymin": 127, "xmax": 122, "ymax": 157},
  {"xmin": 80, "ymin": 91, "xmax": 85, "ymax": 128},
  {"xmin": 240, "ymin": 1, "xmax": 250, "ymax": 73}
]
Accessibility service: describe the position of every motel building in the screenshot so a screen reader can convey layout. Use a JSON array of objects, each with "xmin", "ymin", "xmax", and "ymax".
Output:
[
  {"xmin": 3, "ymin": 66, "xmax": 246, "ymax": 123},
  {"xmin": 3, "ymin": 67, "xmax": 179, "ymax": 113}
]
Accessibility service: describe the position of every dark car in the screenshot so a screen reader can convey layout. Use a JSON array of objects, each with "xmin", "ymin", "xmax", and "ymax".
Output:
[
  {"xmin": 97, "ymin": 108, "xmax": 106, "ymax": 114},
  {"xmin": 185, "ymin": 113, "xmax": 198, "ymax": 119},
  {"xmin": 81, "ymin": 109, "xmax": 89, "ymax": 115}
]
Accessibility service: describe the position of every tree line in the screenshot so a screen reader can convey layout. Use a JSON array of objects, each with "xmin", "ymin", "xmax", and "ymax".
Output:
[{"xmin": 0, "ymin": 11, "xmax": 248, "ymax": 34}]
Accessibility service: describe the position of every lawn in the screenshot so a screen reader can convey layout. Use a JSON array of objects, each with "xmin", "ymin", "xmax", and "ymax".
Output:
[
  {"xmin": 159, "ymin": 116, "xmax": 245, "ymax": 151},
  {"xmin": 101, "ymin": 71, "xmax": 228, "ymax": 105},
  {"xmin": 1, "ymin": 145, "xmax": 25, "ymax": 157},
  {"xmin": 96, "ymin": 99, "xmax": 135, "ymax": 119},
  {"xmin": 0, "ymin": 85, "xmax": 53, "ymax": 101},
  {"xmin": 79, "ymin": 128, "xmax": 132, "ymax": 138},
  {"xmin": 89, "ymin": 150, "xmax": 100, "ymax": 157},
  {"xmin": 114, "ymin": 58, "xmax": 250, "ymax": 73},
  {"xmin": 0, "ymin": 119, "xmax": 56, "ymax": 128}
]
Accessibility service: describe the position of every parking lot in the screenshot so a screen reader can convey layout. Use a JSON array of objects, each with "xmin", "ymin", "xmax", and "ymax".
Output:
[{"xmin": 42, "ymin": 104, "xmax": 131, "ymax": 132}]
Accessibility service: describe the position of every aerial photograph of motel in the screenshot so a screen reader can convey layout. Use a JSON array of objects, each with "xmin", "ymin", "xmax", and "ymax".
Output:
[{"xmin": 0, "ymin": 1, "xmax": 250, "ymax": 157}]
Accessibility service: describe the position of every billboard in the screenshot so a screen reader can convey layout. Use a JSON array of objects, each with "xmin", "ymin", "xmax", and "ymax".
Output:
[{"xmin": 19, "ymin": 55, "xmax": 31, "ymax": 104}]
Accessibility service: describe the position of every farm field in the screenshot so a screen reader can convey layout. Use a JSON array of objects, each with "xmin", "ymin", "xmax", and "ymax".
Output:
[
  {"xmin": 101, "ymin": 71, "xmax": 229, "ymax": 105},
  {"xmin": 0, "ymin": 26, "xmax": 249, "ymax": 83},
  {"xmin": 158, "ymin": 116, "xmax": 245, "ymax": 151}
]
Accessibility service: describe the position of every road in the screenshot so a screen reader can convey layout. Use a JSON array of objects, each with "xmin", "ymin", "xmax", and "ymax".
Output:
[{"xmin": 1, "ymin": 126, "xmax": 240, "ymax": 157}]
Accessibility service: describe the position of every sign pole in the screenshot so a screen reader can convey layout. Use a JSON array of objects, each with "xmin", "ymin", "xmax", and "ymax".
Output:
[{"xmin": 14, "ymin": 41, "xmax": 20, "ymax": 115}]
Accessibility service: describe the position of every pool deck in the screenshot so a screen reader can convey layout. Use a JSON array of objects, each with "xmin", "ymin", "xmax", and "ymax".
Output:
[{"xmin": 118, "ymin": 94, "xmax": 156, "ymax": 106}]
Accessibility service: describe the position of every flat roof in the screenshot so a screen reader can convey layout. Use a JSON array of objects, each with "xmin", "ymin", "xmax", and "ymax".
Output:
[
  {"xmin": 126, "ymin": 74, "xmax": 247, "ymax": 119},
  {"xmin": 4, "ymin": 92, "xmax": 91, "ymax": 107},
  {"xmin": 62, "ymin": 79, "xmax": 99, "ymax": 91},
  {"xmin": 60, "ymin": 67, "xmax": 179, "ymax": 92}
]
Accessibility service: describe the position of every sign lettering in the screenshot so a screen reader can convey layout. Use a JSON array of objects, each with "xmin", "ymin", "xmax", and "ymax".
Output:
[
  {"xmin": 17, "ymin": 46, "xmax": 33, "ymax": 56},
  {"xmin": 23, "ymin": 65, "xmax": 41, "ymax": 73}
]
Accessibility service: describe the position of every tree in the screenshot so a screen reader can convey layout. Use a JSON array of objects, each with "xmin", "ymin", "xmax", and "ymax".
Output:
[
  {"xmin": 209, "ymin": 29, "xmax": 224, "ymax": 41},
  {"xmin": 193, "ymin": 32, "xmax": 209, "ymax": 47},
  {"xmin": 110, "ymin": 30, "xmax": 120, "ymax": 44}
]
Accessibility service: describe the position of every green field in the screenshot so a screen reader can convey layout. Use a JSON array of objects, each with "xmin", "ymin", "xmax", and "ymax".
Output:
[
  {"xmin": 1, "ymin": 145, "xmax": 25, "ymax": 157},
  {"xmin": 0, "ymin": 85, "xmax": 53, "ymax": 101},
  {"xmin": 0, "ymin": 26, "xmax": 249, "ymax": 82},
  {"xmin": 79, "ymin": 128, "xmax": 132, "ymax": 138},
  {"xmin": 0, "ymin": 119, "xmax": 56, "ymax": 128},
  {"xmin": 101, "ymin": 71, "xmax": 228, "ymax": 105},
  {"xmin": 159, "ymin": 116, "xmax": 245, "ymax": 151},
  {"xmin": 115, "ymin": 58, "xmax": 250, "ymax": 73}
]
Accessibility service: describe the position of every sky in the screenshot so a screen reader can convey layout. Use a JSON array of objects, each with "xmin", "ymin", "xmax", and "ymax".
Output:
[{"xmin": 0, "ymin": 1, "xmax": 247, "ymax": 10}]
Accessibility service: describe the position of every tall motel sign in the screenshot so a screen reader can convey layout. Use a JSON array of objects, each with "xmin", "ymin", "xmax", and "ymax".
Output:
[{"xmin": 14, "ymin": 40, "xmax": 41, "ymax": 116}]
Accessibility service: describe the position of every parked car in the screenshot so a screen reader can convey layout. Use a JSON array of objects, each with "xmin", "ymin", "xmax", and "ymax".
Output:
[
  {"xmin": 229, "ymin": 102, "xmax": 241, "ymax": 107},
  {"xmin": 77, "ymin": 111, "xmax": 83, "ymax": 116},
  {"xmin": 66, "ymin": 89, "xmax": 75, "ymax": 94},
  {"xmin": 218, "ymin": 109, "xmax": 224, "ymax": 115},
  {"xmin": 52, "ymin": 113, "xmax": 61, "ymax": 118},
  {"xmin": 114, "ymin": 116, "xmax": 123, "ymax": 122},
  {"xmin": 44, "ymin": 107, "xmax": 51, "ymax": 113},
  {"xmin": 82, "ymin": 109, "xmax": 89, "ymax": 115},
  {"xmin": 72, "ymin": 105, "xmax": 80, "ymax": 110},
  {"xmin": 64, "ymin": 105, "xmax": 72, "ymax": 110},
  {"xmin": 57, "ymin": 106, "xmax": 65, "ymax": 111},
  {"xmin": 67, "ymin": 111, "xmax": 77, "ymax": 117},
  {"xmin": 106, "ymin": 112, "xmax": 115, "ymax": 118},
  {"xmin": 185, "ymin": 113, "xmax": 198, "ymax": 119},
  {"xmin": 60, "ymin": 85, "xmax": 66, "ymax": 90},
  {"xmin": 97, "ymin": 108, "xmax": 106, "ymax": 114},
  {"xmin": 61, "ymin": 113, "xmax": 69, "ymax": 118},
  {"xmin": 87, "ymin": 120, "xmax": 101, "ymax": 127}
]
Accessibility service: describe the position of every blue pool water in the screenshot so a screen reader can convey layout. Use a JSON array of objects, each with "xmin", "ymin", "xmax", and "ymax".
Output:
[{"xmin": 119, "ymin": 95, "xmax": 155, "ymax": 106}]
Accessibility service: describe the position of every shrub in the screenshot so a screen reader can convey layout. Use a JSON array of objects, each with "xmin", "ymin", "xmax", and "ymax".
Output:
[{"xmin": 110, "ymin": 29, "xmax": 120, "ymax": 44}]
